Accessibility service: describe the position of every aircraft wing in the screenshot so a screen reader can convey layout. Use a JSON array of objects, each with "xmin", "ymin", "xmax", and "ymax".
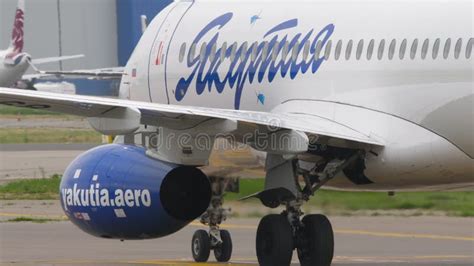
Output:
[
  {"xmin": 0, "ymin": 88, "xmax": 383, "ymax": 146},
  {"xmin": 36, "ymin": 67, "xmax": 124, "ymax": 79},
  {"xmin": 21, "ymin": 73, "xmax": 49, "ymax": 81},
  {"xmin": 30, "ymin": 54, "xmax": 85, "ymax": 65},
  {"xmin": 24, "ymin": 56, "xmax": 123, "ymax": 81}
]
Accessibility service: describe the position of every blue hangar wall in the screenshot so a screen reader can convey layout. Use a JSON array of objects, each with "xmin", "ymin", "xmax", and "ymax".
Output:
[
  {"xmin": 116, "ymin": 0, "xmax": 173, "ymax": 66},
  {"xmin": 68, "ymin": 0, "xmax": 172, "ymax": 96}
]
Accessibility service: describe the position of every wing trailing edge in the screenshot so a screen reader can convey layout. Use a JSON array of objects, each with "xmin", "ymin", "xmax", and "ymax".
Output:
[{"xmin": 0, "ymin": 88, "xmax": 384, "ymax": 147}]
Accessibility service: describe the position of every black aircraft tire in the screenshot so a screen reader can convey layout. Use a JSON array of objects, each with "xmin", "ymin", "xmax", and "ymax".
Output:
[
  {"xmin": 191, "ymin": 230, "xmax": 211, "ymax": 262},
  {"xmin": 297, "ymin": 214, "xmax": 334, "ymax": 266},
  {"xmin": 256, "ymin": 214, "xmax": 294, "ymax": 266},
  {"xmin": 214, "ymin": 229, "xmax": 233, "ymax": 262}
]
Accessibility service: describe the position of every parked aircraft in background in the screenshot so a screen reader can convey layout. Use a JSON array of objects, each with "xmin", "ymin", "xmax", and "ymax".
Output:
[
  {"xmin": 1, "ymin": 0, "xmax": 472, "ymax": 265},
  {"xmin": 0, "ymin": 0, "xmax": 83, "ymax": 89}
]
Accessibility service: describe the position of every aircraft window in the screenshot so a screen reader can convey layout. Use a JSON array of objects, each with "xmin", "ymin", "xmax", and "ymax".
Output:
[
  {"xmin": 356, "ymin": 40, "xmax": 364, "ymax": 60},
  {"xmin": 240, "ymin": 42, "xmax": 248, "ymax": 61},
  {"xmin": 179, "ymin": 43, "xmax": 186, "ymax": 63},
  {"xmin": 324, "ymin": 40, "xmax": 332, "ymax": 60},
  {"xmin": 421, "ymin": 39, "xmax": 429, "ymax": 60},
  {"xmin": 454, "ymin": 38, "xmax": 463, "ymax": 59},
  {"xmin": 189, "ymin": 43, "xmax": 197, "ymax": 60},
  {"xmin": 443, "ymin": 38, "xmax": 451, "ymax": 59},
  {"xmin": 432, "ymin": 38, "xmax": 440, "ymax": 59},
  {"xmin": 199, "ymin": 42, "xmax": 207, "ymax": 62},
  {"xmin": 367, "ymin": 39, "xmax": 375, "ymax": 60},
  {"xmin": 315, "ymin": 41, "xmax": 324, "ymax": 60},
  {"xmin": 209, "ymin": 43, "xmax": 217, "ymax": 62},
  {"xmin": 262, "ymin": 42, "xmax": 269, "ymax": 59},
  {"xmin": 251, "ymin": 42, "xmax": 258, "ymax": 62},
  {"xmin": 335, "ymin": 40, "xmax": 343, "ymax": 60},
  {"xmin": 399, "ymin": 39, "xmax": 407, "ymax": 60},
  {"xmin": 345, "ymin": 40, "xmax": 353, "ymax": 60},
  {"xmin": 303, "ymin": 41, "xmax": 310, "ymax": 61},
  {"xmin": 229, "ymin": 42, "xmax": 237, "ymax": 61},
  {"xmin": 377, "ymin": 39, "xmax": 385, "ymax": 60},
  {"xmin": 410, "ymin": 39, "xmax": 418, "ymax": 60},
  {"xmin": 282, "ymin": 42, "xmax": 290, "ymax": 61},
  {"xmin": 388, "ymin": 39, "xmax": 396, "ymax": 60},
  {"xmin": 467, "ymin": 38, "xmax": 473, "ymax": 59},
  {"xmin": 292, "ymin": 41, "xmax": 300, "ymax": 61},
  {"xmin": 220, "ymin": 42, "xmax": 227, "ymax": 62}
]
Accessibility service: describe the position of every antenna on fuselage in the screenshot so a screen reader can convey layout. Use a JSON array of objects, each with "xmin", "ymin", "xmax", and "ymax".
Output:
[{"xmin": 141, "ymin": 15, "xmax": 148, "ymax": 34}]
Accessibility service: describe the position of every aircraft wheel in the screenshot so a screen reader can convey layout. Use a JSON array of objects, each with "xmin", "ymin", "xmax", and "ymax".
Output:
[
  {"xmin": 256, "ymin": 214, "xmax": 294, "ymax": 266},
  {"xmin": 192, "ymin": 230, "xmax": 211, "ymax": 262},
  {"xmin": 297, "ymin": 214, "xmax": 334, "ymax": 266},
  {"xmin": 214, "ymin": 229, "xmax": 233, "ymax": 262}
]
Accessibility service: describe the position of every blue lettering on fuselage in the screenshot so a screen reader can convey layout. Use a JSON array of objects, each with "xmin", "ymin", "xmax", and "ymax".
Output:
[{"xmin": 175, "ymin": 13, "xmax": 334, "ymax": 110}]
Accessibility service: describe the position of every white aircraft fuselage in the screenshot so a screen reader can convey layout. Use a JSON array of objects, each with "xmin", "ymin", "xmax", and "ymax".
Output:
[
  {"xmin": 0, "ymin": 50, "xmax": 31, "ymax": 87},
  {"xmin": 122, "ymin": 0, "xmax": 473, "ymax": 190}
]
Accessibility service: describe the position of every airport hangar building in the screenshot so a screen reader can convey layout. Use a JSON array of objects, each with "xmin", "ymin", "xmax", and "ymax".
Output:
[{"xmin": 0, "ymin": 0, "xmax": 173, "ymax": 95}]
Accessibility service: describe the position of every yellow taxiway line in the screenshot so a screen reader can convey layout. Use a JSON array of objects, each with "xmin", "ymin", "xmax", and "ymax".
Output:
[
  {"xmin": 190, "ymin": 222, "xmax": 474, "ymax": 242},
  {"xmin": 1, "ymin": 212, "xmax": 472, "ymax": 242},
  {"xmin": 128, "ymin": 260, "xmax": 254, "ymax": 265},
  {"xmin": 334, "ymin": 229, "xmax": 474, "ymax": 242}
]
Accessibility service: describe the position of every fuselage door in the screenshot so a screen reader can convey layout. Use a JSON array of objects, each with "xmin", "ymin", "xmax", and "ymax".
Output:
[{"xmin": 148, "ymin": 2, "xmax": 193, "ymax": 104}]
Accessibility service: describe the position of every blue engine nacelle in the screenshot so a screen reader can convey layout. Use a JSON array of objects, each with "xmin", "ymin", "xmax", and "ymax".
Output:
[{"xmin": 59, "ymin": 144, "xmax": 211, "ymax": 240}]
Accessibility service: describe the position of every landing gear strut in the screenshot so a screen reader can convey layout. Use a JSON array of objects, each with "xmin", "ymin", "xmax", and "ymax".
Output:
[
  {"xmin": 191, "ymin": 177, "xmax": 236, "ymax": 262},
  {"xmin": 256, "ymin": 151, "xmax": 363, "ymax": 266}
]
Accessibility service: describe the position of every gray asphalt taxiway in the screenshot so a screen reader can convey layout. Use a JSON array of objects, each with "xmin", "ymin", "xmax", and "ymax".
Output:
[
  {"xmin": 0, "ymin": 202, "xmax": 473, "ymax": 266},
  {"xmin": 1, "ymin": 145, "xmax": 473, "ymax": 266}
]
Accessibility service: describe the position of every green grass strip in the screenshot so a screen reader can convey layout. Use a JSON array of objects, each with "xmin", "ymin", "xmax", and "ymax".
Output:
[
  {"xmin": 225, "ymin": 179, "xmax": 474, "ymax": 217},
  {"xmin": 0, "ymin": 128, "xmax": 101, "ymax": 144},
  {"xmin": 0, "ymin": 106, "xmax": 63, "ymax": 116},
  {"xmin": 1, "ymin": 177, "xmax": 472, "ymax": 217},
  {"xmin": 0, "ymin": 175, "xmax": 61, "ymax": 200},
  {"xmin": 5, "ymin": 217, "xmax": 63, "ymax": 223}
]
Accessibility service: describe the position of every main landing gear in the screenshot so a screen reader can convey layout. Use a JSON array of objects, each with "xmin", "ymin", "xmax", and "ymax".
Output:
[
  {"xmin": 191, "ymin": 177, "xmax": 236, "ymax": 262},
  {"xmin": 190, "ymin": 150, "xmax": 363, "ymax": 265},
  {"xmin": 255, "ymin": 151, "xmax": 363, "ymax": 266},
  {"xmin": 256, "ymin": 203, "xmax": 334, "ymax": 266}
]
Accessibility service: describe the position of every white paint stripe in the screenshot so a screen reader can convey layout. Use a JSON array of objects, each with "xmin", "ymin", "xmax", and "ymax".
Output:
[
  {"xmin": 114, "ymin": 209, "xmax": 126, "ymax": 218},
  {"xmin": 73, "ymin": 169, "xmax": 82, "ymax": 179}
]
